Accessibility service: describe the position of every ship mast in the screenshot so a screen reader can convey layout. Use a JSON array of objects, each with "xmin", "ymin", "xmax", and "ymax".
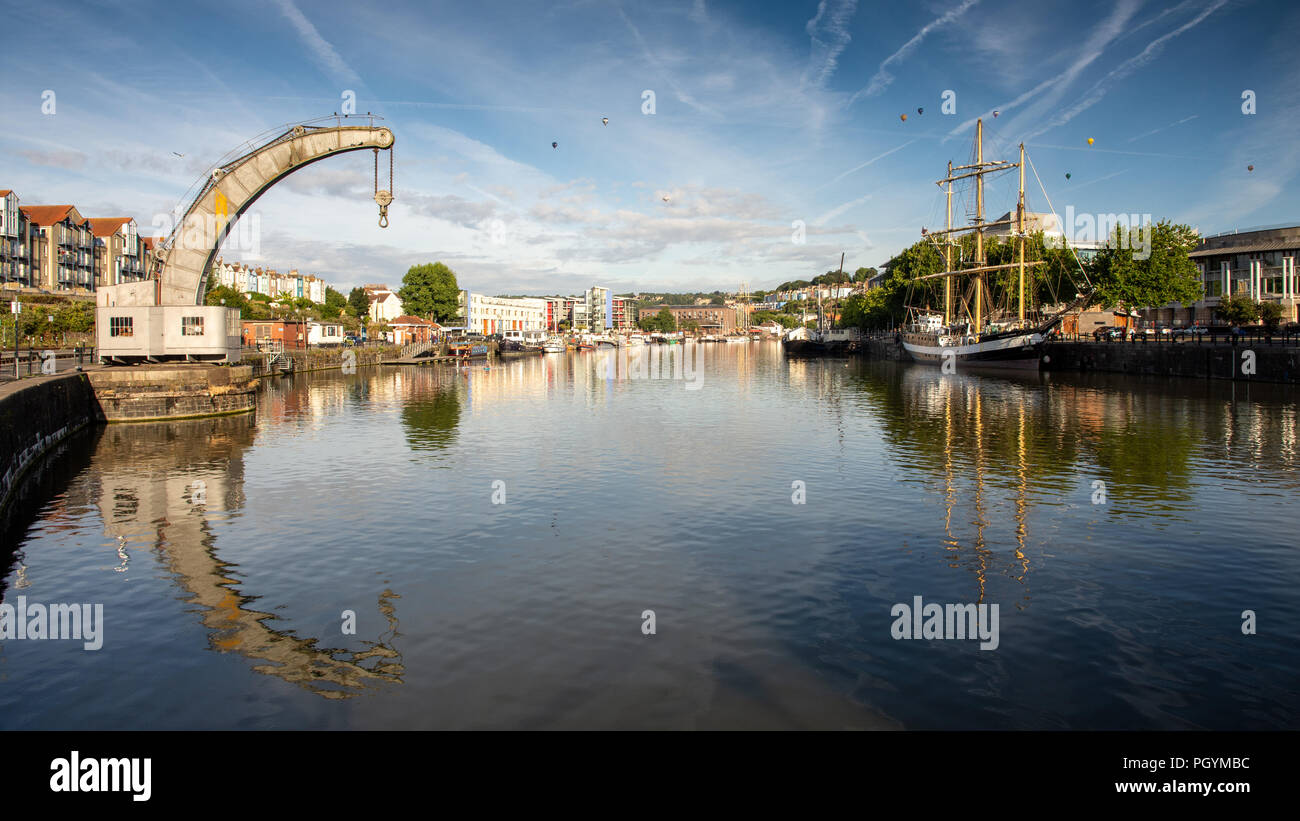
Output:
[
  {"xmin": 1017, "ymin": 142, "xmax": 1026, "ymax": 323},
  {"xmin": 974, "ymin": 119, "xmax": 984, "ymax": 335},
  {"xmin": 945, "ymin": 161, "xmax": 953, "ymax": 326}
]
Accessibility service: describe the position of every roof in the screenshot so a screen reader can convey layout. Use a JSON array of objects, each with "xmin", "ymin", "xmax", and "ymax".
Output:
[
  {"xmin": 0, "ymin": 190, "xmax": 12, "ymax": 197},
  {"xmin": 87, "ymin": 217, "xmax": 133, "ymax": 237},
  {"xmin": 1189, "ymin": 239, "xmax": 1299, "ymax": 258},
  {"xmin": 390, "ymin": 315, "xmax": 435, "ymax": 325},
  {"xmin": 19, "ymin": 204, "xmax": 81, "ymax": 225}
]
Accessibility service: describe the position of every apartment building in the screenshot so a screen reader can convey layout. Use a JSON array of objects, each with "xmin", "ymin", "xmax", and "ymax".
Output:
[
  {"xmin": 20, "ymin": 204, "xmax": 95, "ymax": 293},
  {"xmin": 89, "ymin": 217, "xmax": 147, "ymax": 288},
  {"xmin": 0, "ymin": 189, "xmax": 20, "ymax": 287},
  {"xmin": 459, "ymin": 291, "xmax": 547, "ymax": 335},
  {"xmin": 537, "ymin": 287, "xmax": 637, "ymax": 331}
]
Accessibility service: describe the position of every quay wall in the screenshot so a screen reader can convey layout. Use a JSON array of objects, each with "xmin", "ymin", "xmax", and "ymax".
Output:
[
  {"xmin": 85, "ymin": 365, "xmax": 258, "ymax": 422},
  {"xmin": 854, "ymin": 334, "xmax": 1300, "ymax": 383},
  {"xmin": 243, "ymin": 345, "xmax": 401, "ymax": 378},
  {"xmin": 1043, "ymin": 341, "xmax": 1300, "ymax": 383},
  {"xmin": 0, "ymin": 373, "xmax": 98, "ymax": 516}
]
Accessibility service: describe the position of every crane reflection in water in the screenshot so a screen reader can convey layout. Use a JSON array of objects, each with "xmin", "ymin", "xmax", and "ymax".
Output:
[{"xmin": 89, "ymin": 414, "xmax": 404, "ymax": 699}]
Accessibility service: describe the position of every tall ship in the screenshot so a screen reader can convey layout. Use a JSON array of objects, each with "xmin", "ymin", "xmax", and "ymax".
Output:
[{"xmin": 901, "ymin": 119, "xmax": 1090, "ymax": 370}]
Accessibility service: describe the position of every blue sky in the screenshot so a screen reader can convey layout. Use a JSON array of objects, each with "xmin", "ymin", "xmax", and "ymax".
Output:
[{"xmin": 2, "ymin": 0, "xmax": 1296, "ymax": 296}]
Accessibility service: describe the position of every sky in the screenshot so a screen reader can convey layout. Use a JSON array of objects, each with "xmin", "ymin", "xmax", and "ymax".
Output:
[{"xmin": 2, "ymin": 0, "xmax": 1296, "ymax": 297}]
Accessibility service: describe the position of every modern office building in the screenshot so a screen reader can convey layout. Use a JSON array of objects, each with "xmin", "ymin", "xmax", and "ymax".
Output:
[{"xmin": 1143, "ymin": 224, "xmax": 1299, "ymax": 325}]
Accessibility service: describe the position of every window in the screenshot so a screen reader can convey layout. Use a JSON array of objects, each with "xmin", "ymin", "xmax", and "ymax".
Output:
[
  {"xmin": 110, "ymin": 316, "xmax": 134, "ymax": 337},
  {"xmin": 182, "ymin": 316, "xmax": 205, "ymax": 336}
]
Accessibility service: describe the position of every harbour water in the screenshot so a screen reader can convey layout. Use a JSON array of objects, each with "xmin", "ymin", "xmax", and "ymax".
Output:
[{"xmin": 1, "ymin": 341, "xmax": 1296, "ymax": 729}]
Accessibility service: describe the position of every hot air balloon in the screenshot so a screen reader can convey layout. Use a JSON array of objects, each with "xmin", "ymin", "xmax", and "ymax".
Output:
[
  {"xmin": 900, "ymin": 113, "xmax": 908, "ymax": 122},
  {"xmin": 1248, "ymin": 165, "xmax": 1254, "ymax": 172},
  {"xmin": 917, "ymin": 107, "xmax": 923, "ymax": 115},
  {"xmin": 662, "ymin": 195, "xmax": 670, "ymax": 202},
  {"xmin": 602, "ymin": 117, "xmax": 609, "ymax": 126},
  {"xmin": 1087, "ymin": 137, "xmax": 1094, "ymax": 146},
  {"xmin": 992, "ymin": 110, "xmax": 999, "ymax": 117},
  {"xmin": 552, "ymin": 142, "xmax": 558, "ymax": 149},
  {"xmin": 1065, "ymin": 172, "xmax": 1071, "ymax": 180}
]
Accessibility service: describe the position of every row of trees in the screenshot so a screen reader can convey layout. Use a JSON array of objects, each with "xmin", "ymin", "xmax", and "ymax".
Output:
[{"xmin": 836, "ymin": 220, "xmax": 1221, "ymax": 331}]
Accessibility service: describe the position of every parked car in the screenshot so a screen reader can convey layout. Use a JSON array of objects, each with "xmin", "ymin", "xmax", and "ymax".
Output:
[
  {"xmin": 1093, "ymin": 327, "xmax": 1124, "ymax": 341},
  {"xmin": 1172, "ymin": 326, "xmax": 1208, "ymax": 338}
]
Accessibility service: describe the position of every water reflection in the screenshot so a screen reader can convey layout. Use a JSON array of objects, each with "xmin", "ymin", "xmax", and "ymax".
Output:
[{"xmin": 88, "ymin": 417, "xmax": 404, "ymax": 699}]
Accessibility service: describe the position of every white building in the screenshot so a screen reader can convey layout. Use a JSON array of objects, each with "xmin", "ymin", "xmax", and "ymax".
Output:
[
  {"xmin": 308, "ymin": 320, "xmax": 345, "ymax": 346},
  {"xmin": 459, "ymin": 291, "xmax": 547, "ymax": 335},
  {"xmin": 365, "ymin": 284, "xmax": 404, "ymax": 323}
]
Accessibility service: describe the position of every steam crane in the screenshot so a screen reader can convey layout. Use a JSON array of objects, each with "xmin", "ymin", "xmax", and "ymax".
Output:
[{"xmin": 96, "ymin": 115, "xmax": 395, "ymax": 364}]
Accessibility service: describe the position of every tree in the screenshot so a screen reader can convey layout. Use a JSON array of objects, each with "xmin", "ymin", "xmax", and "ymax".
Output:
[
  {"xmin": 347, "ymin": 287, "xmax": 370, "ymax": 319},
  {"xmin": 1087, "ymin": 220, "xmax": 1202, "ymax": 311},
  {"xmin": 1217, "ymin": 295, "xmax": 1259, "ymax": 326},
  {"xmin": 1259, "ymin": 301, "xmax": 1284, "ymax": 332},
  {"xmin": 55, "ymin": 301, "xmax": 94, "ymax": 334},
  {"xmin": 399, "ymin": 262, "xmax": 460, "ymax": 321},
  {"xmin": 853, "ymin": 266, "xmax": 878, "ymax": 283},
  {"xmin": 320, "ymin": 286, "xmax": 347, "ymax": 319},
  {"xmin": 205, "ymin": 285, "xmax": 251, "ymax": 315},
  {"xmin": 709, "ymin": 295, "xmax": 725, "ymax": 305}
]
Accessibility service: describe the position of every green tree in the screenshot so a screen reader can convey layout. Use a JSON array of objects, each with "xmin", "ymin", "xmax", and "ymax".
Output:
[
  {"xmin": 205, "ymin": 285, "xmax": 251, "ymax": 315},
  {"xmin": 1087, "ymin": 220, "xmax": 1202, "ymax": 311},
  {"xmin": 1217, "ymin": 294, "xmax": 1259, "ymax": 326},
  {"xmin": 319, "ymin": 286, "xmax": 347, "ymax": 319},
  {"xmin": 347, "ymin": 287, "xmax": 370, "ymax": 319},
  {"xmin": 55, "ymin": 301, "xmax": 94, "ymax": 334},
  {"xmin": 854, "ymin": 266, "xmax": 878, "ymax": 283},
  {"xmin": 1259, "ymin": 301, "xmax": 1284, "ymax": 332},
  {"xmin": 399, "ymin": 262, "xmax": 460, "ymax": 321}
]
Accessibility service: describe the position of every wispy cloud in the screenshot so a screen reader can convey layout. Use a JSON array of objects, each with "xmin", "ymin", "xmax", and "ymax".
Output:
[
  {"xmin": 270, "ymin": 0, "xmax": 363, "ymax": 87},
  {"xmin": 849, "ymin": 0, "xmax": 980, "ymax": 104},
  {"xmin": 803, "ymin": 0, "xmax": 858, "ymax": 89},
  {"xmin": 1061, "ymin": 168, "xmax": 1128, "ymax": 191},
  {"xmin": 1022, "ymin": 0, "xmax": 1229, "ymax": 140},
  {"xmin": 821, "ymin": 140, "xmax": 916, "ymax": 188},
  {"xmin": 1126, "ymin": 114, "xmax": 1199, "ymax": 143},
  {"xmin": 815, "ymin": 193, "xmax": 871, "ymax": 225},
  {"xmin": 617, "ymin": 6, "xmax": 715, "ymax": 117},
  {"xmin": 946, "ymin": 0, "xmax": 1141, "ymax": 140}
]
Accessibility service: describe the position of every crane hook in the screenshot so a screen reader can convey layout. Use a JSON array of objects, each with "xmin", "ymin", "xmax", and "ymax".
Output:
[{"xmin": 375, "ymin": 189, "xmax": 393, "ymax": 229}]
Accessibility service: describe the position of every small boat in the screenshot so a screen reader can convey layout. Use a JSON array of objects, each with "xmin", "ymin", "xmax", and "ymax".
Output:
[{"xmin": 542, "ymin": 336, "xmax": 565, "ymax": 353}]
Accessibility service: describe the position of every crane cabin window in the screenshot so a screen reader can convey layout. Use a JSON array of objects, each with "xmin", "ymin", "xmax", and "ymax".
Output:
[
  {"xmin": 109, "ymin": 316, "xmax": 134, "ymax": 337},
  {"xmin": 182, "ymin": 316, "xmax": 205, "ymax": 336}
]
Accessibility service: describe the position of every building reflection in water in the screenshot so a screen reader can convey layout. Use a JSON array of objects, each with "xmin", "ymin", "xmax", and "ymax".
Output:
[{"xmin": 90, "ymin": 415, "xmax": 403, "ymax": 699}]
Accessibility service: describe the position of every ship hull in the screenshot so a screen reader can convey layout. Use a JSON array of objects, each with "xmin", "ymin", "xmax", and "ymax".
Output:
[{"xmin": 902, "ymin": 330, "xmax": 1045, "ymax": 370}]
